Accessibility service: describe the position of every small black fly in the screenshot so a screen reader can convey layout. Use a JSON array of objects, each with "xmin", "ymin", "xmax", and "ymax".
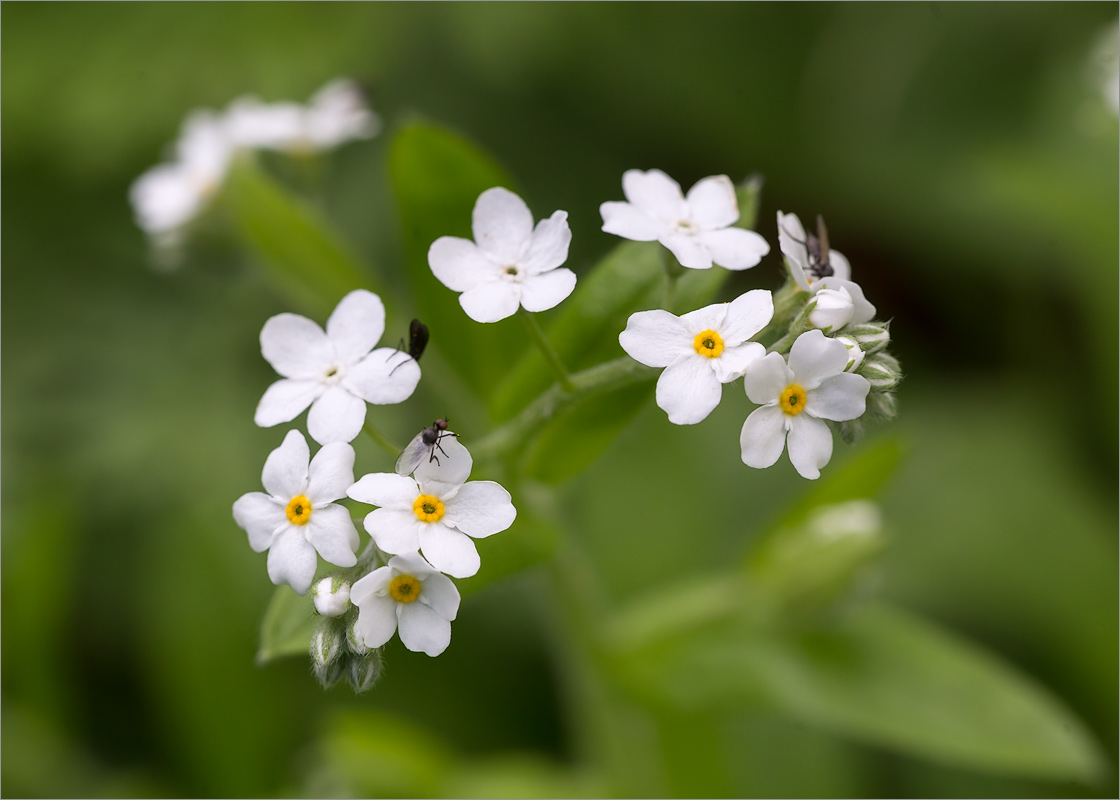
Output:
[
  {"xmin": 395, "ymin": 418, "xmax": 459, "ymax": 476},
  {"xmin": 781, "ymin": 214, "xmax": 835, "ymax": 282},
  {"xmin": 387, "ymin": 319, "xmax": 430, "ymax": 376}
]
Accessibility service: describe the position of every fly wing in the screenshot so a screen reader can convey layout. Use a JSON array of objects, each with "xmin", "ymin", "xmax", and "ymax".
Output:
[{"xmin": 394, "ymin": 431, "xmax": 431, "ymax": 476}]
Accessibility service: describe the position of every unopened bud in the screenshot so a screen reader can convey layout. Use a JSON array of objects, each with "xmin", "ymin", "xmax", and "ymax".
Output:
[
  {"xmin": 808, "ymin": 286, "xmax": 854, "ymax": 332},
  {"xmin": 833, "ymin": 336, "xmax": 865, "ymax": 372},
  {"xmin": 859, "ymin": 353, "xmax": 901, "ymax": 390},
  {"xmin": 347, "ymin": 650, "xmax": 384, "ymax": 694},
  {"xmin": 866, "ymin": 390, "xmax": 898, "ymax": 421},
  {"xmin": 837, "ymin": 418, "xmax": 863, "ymax": 445},
  {"xmin": 844, "ymin": 322, "xmax": 890, "ymax": 354},
  {"xmin": 309, "ymin": 618, "xmax": 344, "ymax": 668},
  {"xmin": 346, "ymin": 619, "xmax": 370, "ymax": 656},
  {"xmin": 312, "ymin": 577, "xmax": 351, "ymax": 617}
]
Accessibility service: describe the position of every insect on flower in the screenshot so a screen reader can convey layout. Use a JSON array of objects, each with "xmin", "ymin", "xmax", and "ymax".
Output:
[
  {"xmin": 395, "ymin": 418, "xmax": 459, "ymax": 476},
  {"xmin": 781, "ymin": 213, "xmax": 835, "ymax": 281},
  {"xmin": 387, "ymin": 318, "xmax": 430, "ymax": 376}
]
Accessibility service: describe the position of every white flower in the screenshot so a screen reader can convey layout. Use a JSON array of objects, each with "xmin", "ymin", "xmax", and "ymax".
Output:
[
  {"xmin": 740, "ymin": 330, "xmax": 870, "ymax": 480},
  {"xmin": 776, "ymin": 211, "xmax": 875, "ymax": 331},
  {"xmin": 312, "ymin": 577, "xmax": 351, "ymax": 617},
  {"xmin": 255, "ymin": 289, "xmax": 421, "ymax": 445},
  {"xmin": 600, "ymin": 169, "xmax": 770, "ymax": 270},
  {"xmin": 351, "ymin": 553, "xmax": 461, "ymax": 657},
  {"xmin": 232, "ymin": 430, "xmax": 359, "ymax": 594},
  {"xmin": 619, "ymin": 290, "xmax": 773, "ymax": 425},
  {"xmin": 428, "ymin": 187, "xmax": 576, "ymax": 323},
  {"xmin": 347, "ymin": 437, "xmax": 516, "ymax": 579},
  {"xmin": 226, "ymin": 78, "xmax": 379, "ymax": 153},
  {"xmin": 129, "ymin": 110, "xmax": 233, "ymax": 244}
]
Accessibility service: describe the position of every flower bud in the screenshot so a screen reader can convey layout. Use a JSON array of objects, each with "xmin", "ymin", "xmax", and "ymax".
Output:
[
  {"xmin": 859, "ymin": 353, "xmax": 901, "ymax": 390},
  {"xmin": 312, "ymin": 577, "xmax": 351, "ymax": 617},
  {"xmin": 808, "ymin": 285, "xmax": 854, "ymax": 331},
  {"xmin": 833, "ymin": 335, "xmax": 865, "ymax": 372},
  {"xmin": 309, "ymin": 618, "xmax": 344, "ymax": 668},
  {"xmin": 836, "ymin": 418, "xmax": 863, "ymax": 445},
  {"xmin": 347, "ymin": 650, "xmax": 384, "ymax": 694},
  {"xmin": 866, "ymin": 390, "xmax": 898, "ymax": 421},
  {"xmin": 844, "ymin": 322, "xmax": 890, "ymax": 354},
  {"xmin": 346, "ymin": 619, "xmax": 370, "ymax": 656}
]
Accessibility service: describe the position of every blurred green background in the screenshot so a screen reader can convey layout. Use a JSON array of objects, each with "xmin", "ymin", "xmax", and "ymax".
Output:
[{"xmin": 2, "ymin": 3, "xmax": 1117, "ymax": 798}]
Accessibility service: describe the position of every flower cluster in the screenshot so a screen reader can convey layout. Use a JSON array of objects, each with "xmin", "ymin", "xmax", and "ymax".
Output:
[{"xmin": 131, "ymin": 78, "xmax": 377, "ymax": 249}]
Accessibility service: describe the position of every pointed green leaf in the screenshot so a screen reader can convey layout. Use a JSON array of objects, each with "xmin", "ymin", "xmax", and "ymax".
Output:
[{"xmin": 256, "ymin": 585, "xmax": 317, "ymax": 664}]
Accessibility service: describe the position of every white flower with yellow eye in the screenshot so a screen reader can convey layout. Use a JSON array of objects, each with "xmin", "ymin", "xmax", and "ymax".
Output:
[
  {"xmin": 347, "ymin": 437, "xmax": 516, "ymax": 579},
  {"xmin": 428, "ymin": 187, "xmax": 576, "ymax": 323},
  {"xmin": 232, "ymin": 430, "xmax": 359, "ymax": 594},
  {"xmin": 619, "ymin": 290, "xmax": 774, "ymax": 425},
  {"xmin": 740, "ymin": 330, "xmax": 870, "ymax": 480},
  {"xmin": 600, "ymin": 169, "xmax": 770, "ymax": 270},
  {"xmin": 255, "ymin": 289, "xmax": 421, "ymax": 445},
  {"xmin": 351, "ymin": 553, "xmax": 461, "ymax": 657},
  {"xmin": 776, "ymin": 211, "xmax": 875, "ymax": 332}
]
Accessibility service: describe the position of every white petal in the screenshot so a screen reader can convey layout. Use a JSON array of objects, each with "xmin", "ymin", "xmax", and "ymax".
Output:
[
  {"xmin": 695, "ymin": 228, "xmax": 770, "ymax": 271},
  {"xmin": 472, "ymin": 187, "xmax": 533, "ymax": 263},
  {"xmin": 679, "ymin": 303, "xmax": 728, "ymax": 335},
  {"xmin": 345, "ymin": 347, "xmax": 421, "ymax": 405},
  {"xmin": 387, "ymin": 551, "xmax": 441, "ymax": 579},
  {"xmin": 326, "ymin": 290, "xmax": 386, "ymax": 365},
  {"xmin": 307, "ymin": 386, "xmax": 366, "ymax": 445},
  {"xmin": 519, "ymin": 269, "xmax": 577, "ymax": 313},
  {"xmin": 428, "ymin": 236, "xmax": 497, "ymax": 292},
  {"xmin": 720, "ymin": 289, "xmax": 774, "ymax": 344},
  {"xmin": 788, "ymin": 330, "xmax": 849, "ymax": 390},
  {"xmin": 660, "ymin": 233, "xmax": 712, "ymax": 270},
  {"xmin": 599, "ymin": 201, "xmax": 660, "ymax": 241},
  {"xmin": 777, "ymin": 211, "xmax": 812, "ymax": 291},
  {"xmin": 418, "ymin": 524, "xmax": 481, "ymax": 578},
  {"xmin": 351, "ymin": 564, "xmax": 392, "ymax": 602},
  {"xmin": 348, "ymin": 472, "xmax": 419, "ymax": 508},
  {"xmin": 305, "ymin": 504, "xmax": 358, "ymax": 567},
  {"xmin": 266, "ymin": 527, "xmax": 319, "ymax": 595},
  {"xmin": 656, "ymin": 356, "xmax": 722, "ymax": 425},
  {"xmin": 819, "ymin": 277, "xmax": 875, "ymax": 325},
  {"xmin": 829, "ymin": 250, "xmax": 851, "ymax": 282},
  {"xmin": 712, "ymin": 341, "xmax": 765, "ymax": 383},
  {"xmin": 416, "ymin": 571, "xmax": 460, "ymax": 620},
  {"xmin": 413, "ymin": 435, "xmax": 473, "ymax": 489},
  {"xmin": 398, "ymin": 601, "xmax": 452, "ymax": 656},
  {"xmin": 129, "ymin": 164, "xmax": 203, "ymax": 233},
  {"xmin": 619, "ymin": 310, "xmax": 690, "ymax": 368},
  {"xmin": 808, "ymin": 286, "xmax": 855, "ymax": 332},
  {"xmin": 787, "ymin": 413, "xmax": 834, "ymax": 480},
  {"xmin": 260, "ymin": 313, "xmax": 333, "ymax": 379},
  {"xmin": 522, "ymin": 210, "xmax": 572, "ymax": 274},
  {"xmin": 622, "ymin": 169, "xmax": 686, "ymax": 223},
  {"xmin": 363, "ymin": 508, "xmax": 423, "ymax": 555},
  {"xmin": 806, "ymin": 373, "xmax": 870, "ymax": 422},
  {"xmin": 459, "ymin": 280, "xmax": 521, "ymax": 323},
  {"xmin": 262, "ymin": 430, "xmax": 310, "ymax": 499},
  {"xmin": 744, "ymin": 352, "xmax": 794, "ymax": 406},
  {"xmin": 685, "ymin": 175, "xmax": 738, "ymax": 229},
  {"xmin": 254, "ymin": 378, "xmax": 323, "ymax": 428},
  {"xmin": 307, "ymin": 442, "xmax": 356, "ymax": 503},
  {"xmin": 353, "ymin": 593, "xmax": 398, "ymax": 648},
  {"xmin": 443, "ymin": 481, "xmax": 516, "ymax": 538},
  {"xmin": 232, "ymin": 493, "xmax": 286, "ymax": 552},
  {"xmin": 740, "ymin": 405, "xmax": 788, "ymax": 470}
]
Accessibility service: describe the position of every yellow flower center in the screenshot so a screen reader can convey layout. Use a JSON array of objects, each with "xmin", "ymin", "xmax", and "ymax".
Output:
[
  {"xmin": 412, "ymin": 494, "xmax": 445, "ymax": 523},
  {"xmin": 692, "ymin": 329, "xmax": 724, "ymax": 358},
  {"xmin": 389, "ymin": 574, "xmax": 422, "ymax": 604},
  {"xmin": 285, "ymin": 495, "xmax": 312, "ymax": 525},
  {"xmin": 779, "ymin": 384, "xmax": 807, "ymax": 416}
]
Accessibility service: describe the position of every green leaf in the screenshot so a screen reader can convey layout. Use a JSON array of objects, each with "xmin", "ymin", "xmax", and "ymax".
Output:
[
  {"xmin": 225, "ymin": 158, "xmax": 376, "ymax": 314},
  {"xmin": 256, "ymin": 585, "xmax": 317, "ymax": 665},
  {"xmin": 387, "ymin": 122, "xmax": 524, "ymax": 398},
  {"xmin": 614, "ymin": 603, "xmax": 1106, "ymax": 782}
]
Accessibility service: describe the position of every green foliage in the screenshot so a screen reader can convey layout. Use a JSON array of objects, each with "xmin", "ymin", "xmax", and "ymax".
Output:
[{"xmin": 256, "ymin": 585, "xmax": 317, "ymax": 664}]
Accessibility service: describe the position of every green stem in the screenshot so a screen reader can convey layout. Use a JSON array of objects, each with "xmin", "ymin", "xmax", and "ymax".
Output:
[
  {"xmin": 520, "ymin": 308, "xmax": 576, "ymax": 393},
  {"xmin": 362, "ymin": 420, "xmax": 402, "ymax": 457},
  {"xmin": 472, "ymin": 356, "xmax": 655, "ymax": 462},
  {"xmin": 660, "ymin": 247, "xmax": 686, "ymax": 312}
]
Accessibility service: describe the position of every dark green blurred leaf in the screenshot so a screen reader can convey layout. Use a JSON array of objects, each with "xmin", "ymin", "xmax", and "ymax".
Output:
[
  {"xmin": 388, "ymin": 121, "xmax": 525, "ymax": 398},
  {"xmin": 225, "ymin": 159, "xmax": 376, "ymax": 313},
  {"xmin": 256, "ymin": 585, "xmax": 316, "ymax": 664},
  {"xmin": 615, "ymin": 603, "xmax": 1106, "ymax": 782}
]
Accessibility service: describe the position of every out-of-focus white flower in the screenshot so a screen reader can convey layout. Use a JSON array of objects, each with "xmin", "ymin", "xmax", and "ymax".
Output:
[
  {"xmin": 740, "ymin": 330, "xmax": 870, "ymax": 480},
  {"xmin": 351, "ymin": 553, "xmax": 461, "ymax": 657},
  {"xmin": 312, "ymin": 577, "xmax": 352, "ymax": 617},
  {"xmin": 129, "ymin": 110, "xmax": 232, "ymax": 244},
  {"xmin": 347, "ymin": 437, "xmax": 516, "ymax": 579},
  {"xmin": 232, "ymin": 430, "xmax": 359, "ymax": 594},
  {"xmin": 226, "ymin": 79, "xmax": 380, "ymax": 153},
  {"xmin": 619, "ymin": 290, "xmax": 773, "ymax": 425},
  {"xmin": 777, "ymin": 211, "xmax": 875, "ymax": 331},
  {"xmin": 428, "ymin": 187, "xmax": 576, "ymax": 323},
  {"xmin": 600, "ymin": 169, "xmax": 770, "ymax": 270},
  {"xmin": 255, "ymin": 290, "xmax": 421, "ymax": 445}
]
